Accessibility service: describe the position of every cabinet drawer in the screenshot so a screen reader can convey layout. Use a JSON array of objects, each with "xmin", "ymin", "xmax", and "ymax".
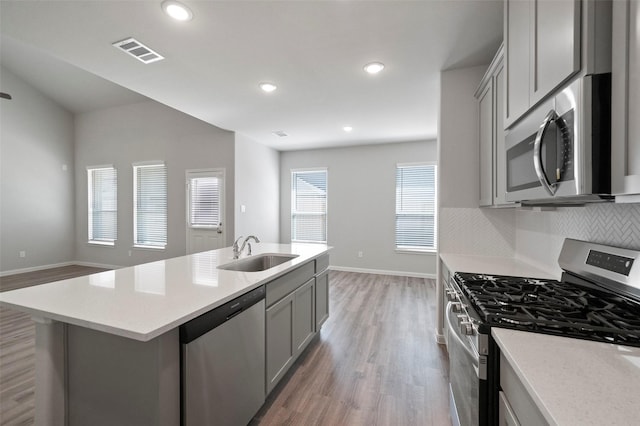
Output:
[
  {"xmin": 500, "ymin": 353, "xmax": 548, "ymax": 425},
  {"xmin": 266, "ymin": 261, "xmax": 314, "ymax": 307},
  {"xmin": 315, "ymin": 254, "xmax": 330, "ymax": 274}
]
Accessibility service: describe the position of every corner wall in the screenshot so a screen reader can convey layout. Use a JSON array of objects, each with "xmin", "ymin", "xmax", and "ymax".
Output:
[
  {"xmin": 234, "ymin": 133, "xmax": 280, "ymax": 244},
  {"xmin": 280, "ymin": 140, "xmax": 437, "ymax": 277},
  {"xmin": 0, "ymin": 66, "xmax": 75, "ymax": 273}
]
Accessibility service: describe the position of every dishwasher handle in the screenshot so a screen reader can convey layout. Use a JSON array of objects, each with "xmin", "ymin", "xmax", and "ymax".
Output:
[{"xmin": 179, "ymin": 285, "xmax": 265, "ymax": 344}]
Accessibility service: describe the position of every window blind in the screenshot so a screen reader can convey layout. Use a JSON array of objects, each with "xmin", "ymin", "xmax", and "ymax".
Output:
[
  {"xmin": 189, "ymin": 176, "xmax": 220, "ymax": 227},
  {"xmin": 134, "ymin": 163, "xmax": 167, "ymax": 248},
  {"xmin": 291, "ymin": 170, "xmax": 327, "ymax": 243},
  {"xmin": 88, "ymin": 166, "xmax": 117, "ymax": 244},
  {"xmin": 396, "ymin": 164, "xmax": 437, "ymax": 250}
]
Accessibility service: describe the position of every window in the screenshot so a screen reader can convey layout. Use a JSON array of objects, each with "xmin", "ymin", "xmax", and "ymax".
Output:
[
  {"xmin": 396, "ymin": 163, "xmax": 437, "ymax": 251},
  {"xmin": 133, "ymin": 162, "xmax": 167, "ymax": 248},
  {"xmin": 87, "ymin": 166, "xmax": 117, "ymax": 245},
  {"xmin": 188, "ymin": 174, "xmax": 221, "ymax": 228},
  {"xmin": 291, "ymin": 169, "xmax": 327, "ymax": 243}
]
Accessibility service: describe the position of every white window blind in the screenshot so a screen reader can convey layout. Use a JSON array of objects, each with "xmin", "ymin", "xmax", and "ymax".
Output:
[
  {"xmin": 87, "ymin": 166, "xmax": 117, "ymax": 245},
  {"xmin": 189, "ymin": 176, "xmax": 221, "ymax": 227},
  {"xmin": 291, "ymin": 169, "xmax": 327, "ymax": 243},
  {"xmin": 134, "ymin": 163, "xmax": 167, "ymax": 248},
  {"xmin": 396, "ymin": 164, "xmax": 437, "ymax": 250}
]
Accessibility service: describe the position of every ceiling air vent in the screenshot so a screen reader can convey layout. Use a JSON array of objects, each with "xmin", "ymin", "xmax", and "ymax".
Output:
[
  {"xmin": 112, "ymin": 37, "xmax": 164, "ymax": 64},
  {"xmin": 272, "ymin": 131, "xmax": 288, "ymax": 137}
]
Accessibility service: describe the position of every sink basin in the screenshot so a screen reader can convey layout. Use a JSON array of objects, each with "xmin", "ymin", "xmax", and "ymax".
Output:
[{"xmin": 218, "ymin": 254, "xmax": 299, "ymax": 272}]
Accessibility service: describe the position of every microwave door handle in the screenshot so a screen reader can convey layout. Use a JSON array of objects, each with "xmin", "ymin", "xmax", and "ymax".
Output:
[{"xmin": 534, "ymin": 110, "xmax": 558, "ymax": 196}]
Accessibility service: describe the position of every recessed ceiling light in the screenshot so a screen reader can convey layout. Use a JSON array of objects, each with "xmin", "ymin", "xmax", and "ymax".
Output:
[
  {"xmin": 343, "ymin": 126, "xmax": 353, "ymax": 132},
  {"xmin": 259, "ymin": 82, "xmax": 277, "ymax": 93},
  {"xmin": 162, "ymin": 1, "xmax": 193, "ymax": 21},
  {"xmin": 364, "ymin": 62, "xmax": 385, "ymax": 74}
]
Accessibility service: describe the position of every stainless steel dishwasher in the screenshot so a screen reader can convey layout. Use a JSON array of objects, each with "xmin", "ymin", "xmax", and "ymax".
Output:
[{"xmin": 180, "ymin": 285, "xmax": 265, "ymax": 426}]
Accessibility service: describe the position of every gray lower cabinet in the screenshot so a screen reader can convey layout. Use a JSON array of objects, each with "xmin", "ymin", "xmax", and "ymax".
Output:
[
  {"xmin": 293, "ymin": 278, "xmax": 316, "ymax": 354},
  {"xmin": 315, "ymin": 269, "xmax": 329, "ymax": 330},
  {"xmin": 266, "ymin": 292, "xmax": 295, "ymax": 394},
  {"xmin": 265, "ymin": 254, "xmax": 330, "ymax": 395}
]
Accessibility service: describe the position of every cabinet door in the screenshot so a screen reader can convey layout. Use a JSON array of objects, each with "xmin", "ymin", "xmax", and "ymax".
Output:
[
  {"xmin": 612, "ymin": 0, "xmax": 640, "ymax": 196},
  {"xmin": 266, "ymin": 293, "xmax": 294, "ymax": 394},
  {"xmin": 493, "ymin": 60, "xmax": 513, "ymax": 206},
  {"xmin": 315, "ymin": 270, "xmax": 330, "ymax": 331},
  {"xmin": 478, "ymin": 80, "xmax": 494, "ymax": 207},
  {"xmin": 530, "ymin": 0, "xmax": 581, "ymax": 105},
  {"xmin": 293, "ymin": 278, "xmax": 315, "ymax": 355},
  {"xmin": 504, "ymin": 0, "xmax": 530, "ymax": 128}
]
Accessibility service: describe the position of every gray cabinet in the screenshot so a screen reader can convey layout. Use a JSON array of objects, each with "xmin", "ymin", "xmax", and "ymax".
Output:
[
  {"xmin": 266, "ymin": 293, "xmax": 295, "ymax": 394},
  {"xmin": 504, "ymin": 0, "xmax": 581, "ymax": 128},
  {"xmin": 500, "ymin": 352, "xmax": 548, "ymax": 425},
  {"xmin": 476, "ymin": 44, "xmax": 515, "ymax": 208},
  {"xmin": 612, "ymin": 0, "xmax": 640, "ymax": 199},
  {"xmin": 293, "ymin": 278, "xmax": 315, "ymax": 354},
  {"xmin": 265, "ymin": 254, "xmax": 329, "ymax": 395},
  {"xmin": 315, "ymin": 269, "xmax": 329, "ymax": 331}
]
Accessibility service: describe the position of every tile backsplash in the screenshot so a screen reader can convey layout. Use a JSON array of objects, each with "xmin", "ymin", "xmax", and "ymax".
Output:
[{"xmin": 440, "ymin": 203, "xmax": 640, "ymax": 277}]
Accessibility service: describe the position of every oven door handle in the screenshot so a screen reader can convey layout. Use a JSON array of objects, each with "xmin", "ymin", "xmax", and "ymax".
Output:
[
  {"xmin": 534, "ymin": 109, "xmax": 559, "ymax": 196},
  {"xmin": 445, "ymin": 302, "xmax": 479, "ymax": 365}
]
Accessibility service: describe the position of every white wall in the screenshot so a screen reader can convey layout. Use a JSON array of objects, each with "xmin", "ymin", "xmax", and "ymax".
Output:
[
  {"xmin": 0, "ymin": 66, "xmax": 76, "ymax": 273},
  {"xmin": 234, "ymin": 133, "xmax": 280, "ymax": 244},
  {"xmin": 280, "ymin": 140, "xmax": 437, "ymax": 277},
  {"xmin": 74, "ymin": 100, "xmax": 235, "ymax": 268}
]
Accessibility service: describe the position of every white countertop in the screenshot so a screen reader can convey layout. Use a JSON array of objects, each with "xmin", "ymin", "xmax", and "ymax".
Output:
[
  {"xmin": 440, "ymin": 253, "xmax": 558, "ymax": 280},
  {"xmin": 493, "ymin": 328, "xmax": 640, "ymax": 425},
  {"xmin": 0, "ymin": 243, "xmax": 330, "ymax": 342}
]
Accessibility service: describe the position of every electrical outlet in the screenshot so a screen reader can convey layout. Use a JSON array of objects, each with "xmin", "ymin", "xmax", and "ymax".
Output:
[
  {"xmin": 19, "ymin": 251, "xmax": 26, "ymax": 258},
  {"xmin": 358, "ymin": 251, "xmax": 363, "ymax": 258}
]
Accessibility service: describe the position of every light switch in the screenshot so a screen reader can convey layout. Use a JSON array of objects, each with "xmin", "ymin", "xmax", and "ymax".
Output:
[{"xmin": 241, "ymin": 205, "xmax": 246, "ymax": 213}]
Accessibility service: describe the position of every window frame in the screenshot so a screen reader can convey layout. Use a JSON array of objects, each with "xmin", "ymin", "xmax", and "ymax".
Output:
[
  {"xmin": 133, "ymin": 161, "xmax": 168, "ymax": 250},
  {"xmin": 395, "ymin": 162, "xmax": 438, "ymax": 253},
  {"xmin": 87, "ymin": 165, "xmax": 117, "ymax": 246},
  {"xmin": 291, "ymin": 168, "xmax": 328, "ymax": 244}
]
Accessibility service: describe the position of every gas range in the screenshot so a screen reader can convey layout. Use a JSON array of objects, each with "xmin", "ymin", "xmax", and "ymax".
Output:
[
  {"xmin": 453, "ymin": 271, "xmax": 640, "ymax": 347},
  {"xmin": 445, "ymin": 239, "xmax": 640, "ymax": 426}
]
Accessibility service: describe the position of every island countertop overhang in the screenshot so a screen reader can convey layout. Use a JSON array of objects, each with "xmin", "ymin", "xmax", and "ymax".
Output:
[{"xmin": 0, "ymin": 243, "xmax": 331, "ymax": 342}]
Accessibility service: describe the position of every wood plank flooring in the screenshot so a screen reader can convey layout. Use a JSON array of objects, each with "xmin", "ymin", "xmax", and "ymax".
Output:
[
  {"xmin": 253, "ymin": 271, "xmax": 451, "ymax": 426},
  {"xmin": 0, "ymin": 265, "xmax": 109, "ymax": 426},
  {"xmin": 0, "ymin": 267, "xmax": 450, "ymax": 426}
]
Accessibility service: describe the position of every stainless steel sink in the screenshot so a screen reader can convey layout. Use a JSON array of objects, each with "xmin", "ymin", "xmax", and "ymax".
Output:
[{"xmin": 217, "ymin": 254, "xmax": 299, "ymax": 272}]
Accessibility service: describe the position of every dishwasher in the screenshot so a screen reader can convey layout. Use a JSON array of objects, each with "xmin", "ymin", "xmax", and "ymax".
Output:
[{"xmin": 180, "ymin": 285, "xmax": 265, "ymax": 426}]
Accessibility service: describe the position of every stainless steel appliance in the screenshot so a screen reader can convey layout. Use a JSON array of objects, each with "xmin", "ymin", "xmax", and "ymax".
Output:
[
  {"xmin": 446, "ymin": 239, "xmax": 640, "ymax": 426},
  {"xmin": 180, "ymin": 286, "xmax": 265, "ymax": 426},
  {"xmin": 505, "ymin": 74, "xmax": 612, "ymax": 205}
]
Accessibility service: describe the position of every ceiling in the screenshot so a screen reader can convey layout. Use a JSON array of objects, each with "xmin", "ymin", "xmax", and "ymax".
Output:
[{"xmin": 0, "ymin": 1, "xmax": 503, "ymax": 151}]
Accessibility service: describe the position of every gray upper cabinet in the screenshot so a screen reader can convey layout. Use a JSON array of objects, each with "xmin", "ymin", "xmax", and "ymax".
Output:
[
  {"xmin": 504, "ymin": 0, "xmax": 581, "ymax": 128},
  {"xmin": 476, "ymin": 44, "xmax": 515, "ymax": 208},
  {"xmin": 612, "ymin": 0, "xmax": 640, "ymax": 199}
]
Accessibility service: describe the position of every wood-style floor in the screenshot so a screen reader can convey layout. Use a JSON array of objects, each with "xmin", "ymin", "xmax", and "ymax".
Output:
[{"xmin": 0, "ymin": 267, "xmax": 450, "ymax": 426}]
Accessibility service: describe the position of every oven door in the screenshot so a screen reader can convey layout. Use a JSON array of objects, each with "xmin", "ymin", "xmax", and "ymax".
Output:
[{"xmin": 446, "ymin": 302, "xmax": 480, "ymax": 426}]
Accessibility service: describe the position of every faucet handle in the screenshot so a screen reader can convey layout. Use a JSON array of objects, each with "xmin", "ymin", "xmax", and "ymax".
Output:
[{"xmin": 233, "ymin": 236, "xmax": 243, "ymax": 249}]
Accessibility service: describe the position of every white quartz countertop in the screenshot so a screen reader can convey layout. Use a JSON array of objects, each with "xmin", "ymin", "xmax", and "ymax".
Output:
[
  {"xmin": 440, "ymin": 253, "xmax": 558, "ymax": 280},
  {"xmin": 493, "ymin": 328, "xmax": 640, "ymax": 425},
  {"xmin": 0, "ymin": 243, "xmax": 330, "ymax": 342}
]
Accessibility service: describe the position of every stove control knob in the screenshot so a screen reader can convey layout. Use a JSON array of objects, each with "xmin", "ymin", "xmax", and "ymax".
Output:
[
  {"xmin": 456, "ymin": 314, "xmax": 467, "ymax": 324},
  {"xmin": 460, "ymin": 321, "xmax": 474, "ymax": 335},
  {"xmin": 451, "ymin": 302, "xmax": 462, "ymax": 313},
  {"xmin": 445, "ymin": 289, "xmax": 457, "ymax": 301}
]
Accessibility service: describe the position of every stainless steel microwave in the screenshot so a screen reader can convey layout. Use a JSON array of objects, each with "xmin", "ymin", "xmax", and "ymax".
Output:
[{"xmin": 505, "ymin": 74, "xmax": 612, "ymax": 206}]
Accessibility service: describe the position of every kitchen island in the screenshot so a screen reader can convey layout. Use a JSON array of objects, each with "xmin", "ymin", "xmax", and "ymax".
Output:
[{"xmin": 0, "ymin": 243, "xmax": 330, "ymax": 426}]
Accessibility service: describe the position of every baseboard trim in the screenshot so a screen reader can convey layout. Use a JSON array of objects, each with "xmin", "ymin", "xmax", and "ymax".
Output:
[
  {"xmin": 73, "ymin": 261, "xmax": 122, "ymax": 270},
  {"xmin": 1, "ymin": 261, "xmax": 121, "ymax": 277},
  {"xmin": 329, "ymin": 266, "xmax": 436, "ymax": 279}
]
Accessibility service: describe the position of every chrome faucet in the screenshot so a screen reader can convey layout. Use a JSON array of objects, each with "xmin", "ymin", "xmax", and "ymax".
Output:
[{"xmin": 233, "ymin": 235, "xmax": 260, "ymax": 258}]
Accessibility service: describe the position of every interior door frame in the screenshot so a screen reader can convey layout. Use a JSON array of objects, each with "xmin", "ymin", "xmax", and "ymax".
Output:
[{"xmin": 185, "ymin": 168, "xmax": 226, "ymax": 254}]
